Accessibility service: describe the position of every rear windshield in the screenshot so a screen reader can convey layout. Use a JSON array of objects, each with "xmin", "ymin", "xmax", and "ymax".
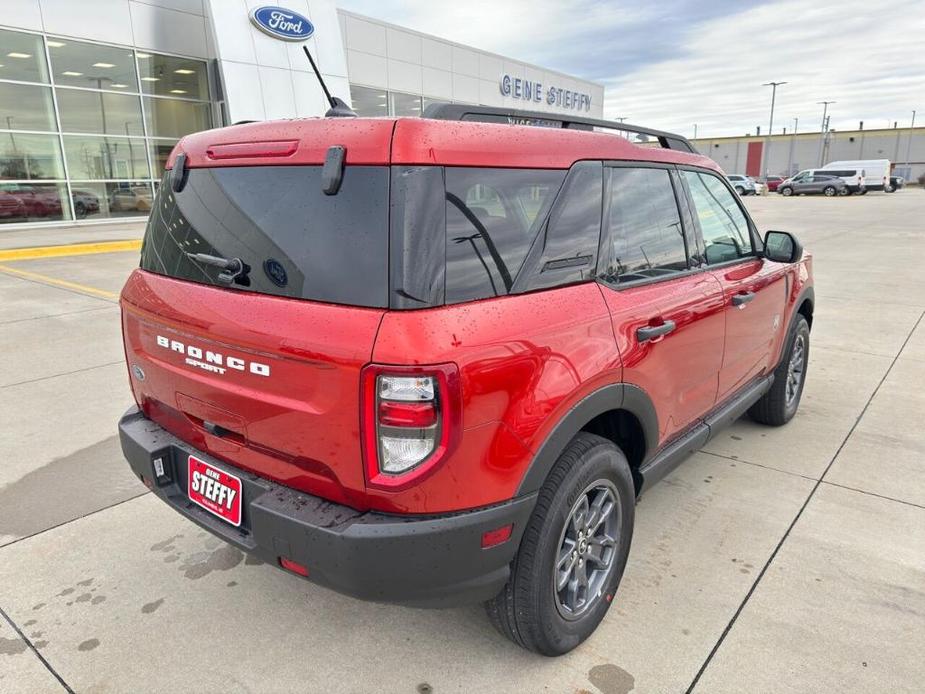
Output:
[{"xmin": 140, "ymin": 166, "xmax": 389, "ymax": 307}]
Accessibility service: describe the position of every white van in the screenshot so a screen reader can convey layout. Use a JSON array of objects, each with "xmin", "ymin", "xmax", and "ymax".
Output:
[{"xmin": 821, "ymin": 159, "xmax": 891, "ymax": 193}]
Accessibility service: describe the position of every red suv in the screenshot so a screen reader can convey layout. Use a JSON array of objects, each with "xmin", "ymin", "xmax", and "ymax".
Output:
[{"xmin": 119, "ymin": 105, "xmax": 814, "ymax": 655}]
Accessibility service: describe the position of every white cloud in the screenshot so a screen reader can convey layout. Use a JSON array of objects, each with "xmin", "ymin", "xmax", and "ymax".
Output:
[
  {"xmin": 339, "ymin": 0, "xmax": 924, "ymax": 138},
  {"xmin": 603, "ymin": 0, "xmax": 925, "ymax": 137}
]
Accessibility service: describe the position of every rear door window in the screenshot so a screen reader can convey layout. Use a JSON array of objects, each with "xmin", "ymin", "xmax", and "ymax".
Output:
[
  {"xmin": 444, "ymin": 167, "xmax": 565, "ymax": 303},
  {"xmin": 600, "ymin": 167, "xmax": 689, "ymax": 285},
  {"xmin": 140, "ymin": 166, "xmax": 389, "ymax": 307}
]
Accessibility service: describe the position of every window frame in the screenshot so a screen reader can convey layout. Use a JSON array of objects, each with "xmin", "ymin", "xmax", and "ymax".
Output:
[
  {"xmin": 676, "ymin": 164, "xmax": 764, "ymax": 271},
  {"xmin": 597, "ymin": 160, "xmax": 700, "ymax": 291}
]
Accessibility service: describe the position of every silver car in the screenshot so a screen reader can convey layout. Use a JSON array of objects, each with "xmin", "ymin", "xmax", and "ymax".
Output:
[
  {"xmin": 778, "ymin": 173, "xmax": 847, "ymax": 197},
  {"xmin": 726, "ymin": 174, "xmax": 757, "ymax": 195}
]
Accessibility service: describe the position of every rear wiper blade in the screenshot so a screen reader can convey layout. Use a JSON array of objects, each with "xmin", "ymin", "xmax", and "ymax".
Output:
[{"xmin": 186, "ymin": 252, "xmax": 250, "ymax": 286}]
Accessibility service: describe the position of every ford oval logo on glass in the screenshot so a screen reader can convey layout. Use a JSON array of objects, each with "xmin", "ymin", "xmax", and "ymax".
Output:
[{"xmin": 249, "ymin": 6, "xmax": 315, "ymax": 42}]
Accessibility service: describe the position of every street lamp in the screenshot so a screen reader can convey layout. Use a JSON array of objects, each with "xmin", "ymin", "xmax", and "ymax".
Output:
[
  {"xmin": 762, "ymin": 81, "xmax": 786, "ymax": 179},
  {"xmin": 693, "ymin": 123, "xmax": 698, "ymax": 139},
  {"xmin": 817, "ymin": 101, "xmax": 835, "ymax": 166}
]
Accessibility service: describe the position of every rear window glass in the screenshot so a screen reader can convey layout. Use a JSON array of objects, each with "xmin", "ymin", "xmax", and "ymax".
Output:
[
  {"xmin": 444, "ymin": 167, "xmax": 565, "ymax": 303},
  {"xmin": 140, "ymin": 166, "xmax": 389, "ymax": 307}
]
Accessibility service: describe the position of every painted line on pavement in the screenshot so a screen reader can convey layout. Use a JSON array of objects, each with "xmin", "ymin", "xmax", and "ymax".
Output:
[{"xmin": 0, "ymin": 263, "xmax": 119, "ymax": 301}]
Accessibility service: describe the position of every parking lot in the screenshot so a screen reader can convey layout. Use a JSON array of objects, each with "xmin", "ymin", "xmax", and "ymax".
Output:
[{"xmin": 1, "ymin": 191, "xmax": 923, "ymax": 693}]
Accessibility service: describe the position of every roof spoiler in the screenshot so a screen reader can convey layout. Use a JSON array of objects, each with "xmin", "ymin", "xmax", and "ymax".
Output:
[{"xmin": 422, "ymin": 103, "xmax": 698, "ymax": 154}]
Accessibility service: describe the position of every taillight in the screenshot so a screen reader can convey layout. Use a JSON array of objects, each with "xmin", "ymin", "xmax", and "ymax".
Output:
[{"xmin": 361, "ymin": 363, "xmax": 461, "ymax": 490}]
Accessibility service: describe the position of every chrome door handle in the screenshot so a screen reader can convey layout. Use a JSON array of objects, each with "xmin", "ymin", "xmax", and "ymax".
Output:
[{"xmin": 637, "ymin": 320, "xmax": 676, "ymax": 342}]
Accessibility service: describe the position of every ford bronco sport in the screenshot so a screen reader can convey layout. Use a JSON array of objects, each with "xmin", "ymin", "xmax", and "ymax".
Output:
[{"xmin": 118, "ymin": 104, "xmax": 814, "ymax": 656}]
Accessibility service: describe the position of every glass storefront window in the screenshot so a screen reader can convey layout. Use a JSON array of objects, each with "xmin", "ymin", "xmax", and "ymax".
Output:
[
  {"xmin": 390, "ymin": 92, "xmax": 422, "ymax": 117},
  {"xmin": 350, "ymin": 85, "xmax": 388, "ymax": 117},
  {"xmin": 422, "ymin": 97, "xmax": 446, "ymax": 114},
  {"xmin": 70, "ymin": 181, "xmax": 152, "ymax": 220},
  {"xmin": 149, "ymin": 139, "xmax": 177, "ymax": 178},
  {"xmin": 47, "ymin": 39, "xmax": 137, "ymax": 91},
  {"xmin": 137, "ymin": 53, "xmax": 208, "ymax": 100},
  {"xmin": 0, "ymin": 29, "xmax": 49, "ymax": 83},
  {"xmin": 56, "ymin": 88, "xmax": 144, "ymax": 136},
  {"xmin": 0, "ymin": 83, "xmax": 57, "ymax": 132},
  {"xmin": 63, "ymin": 135, "xmax": 150, "ymax": 180},
  {"xmin": 143, "ymin": 97, "xmax": 211, "ymax": 139},
  {"xmin": 0, "ymin": 182, "xmax": 71, "ymax": 224},
  {"xmin": 0, "ymin": 133, "xmax": 65, "ymax": 180}
]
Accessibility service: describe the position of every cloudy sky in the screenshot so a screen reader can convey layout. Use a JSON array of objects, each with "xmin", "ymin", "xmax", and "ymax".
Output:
[{"xmin": 339, "ymin": 0, "xmax": 924, "ymax": 138}]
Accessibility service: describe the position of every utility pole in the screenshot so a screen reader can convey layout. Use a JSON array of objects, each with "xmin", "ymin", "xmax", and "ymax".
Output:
[
  {"xmin": 762, "ymin": 81, "xmax": 786, "ymax": 179},
  {"xmin": 787, "ymin": 117, "xmax": 798, "ymax": 175},
  {"xmin": 817, "ymin": 101, "xmax": 835, "ymax": 166},
  {"xmin": 693, "ymin": 123, "xmax": 698, "ymax": 139},
  {"xmin": 904, "ymin": 110, "xmax": 916, "ymax": 177}
]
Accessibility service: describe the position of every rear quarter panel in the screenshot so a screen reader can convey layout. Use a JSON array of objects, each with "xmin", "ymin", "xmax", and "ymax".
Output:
[{"xmin": 371, "ymin": 283, "xmax": 621, "ymax": 513}]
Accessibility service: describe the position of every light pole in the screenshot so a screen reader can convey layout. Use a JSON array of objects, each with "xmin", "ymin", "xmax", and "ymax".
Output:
[
  {"xmin": 693, "ymin": 123, "xmax": 698, "ymax": 139},
  {"xmin": 817, "ymin": 101, "xmax": 835, "ymax": 166},
  {"xmin": 904, "ymin": 110, "xmax": 916, "ymax": 177},
  {"xmin": 762, "ymin": 81, "xmax": 786, "ymax": 179}
]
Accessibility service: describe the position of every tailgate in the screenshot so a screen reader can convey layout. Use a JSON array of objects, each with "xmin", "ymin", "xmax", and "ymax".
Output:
[{"xmin": 121, "ymin": 269, "xmax": 384, "ymax": 508}]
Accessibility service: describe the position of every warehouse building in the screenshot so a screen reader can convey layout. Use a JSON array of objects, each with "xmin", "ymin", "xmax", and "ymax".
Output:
[
  {"xmin": 0, "ymin": 0, "xmax": 604, "ymax": 227},
  {"xmin": 692, "ymin": 126, "xmax": 925, "ymax": 182}
]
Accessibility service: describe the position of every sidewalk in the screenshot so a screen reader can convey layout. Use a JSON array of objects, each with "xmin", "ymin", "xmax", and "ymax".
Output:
[{"xmin": 0, "ymin": 220, "xmax": 148, "ymax": 251}]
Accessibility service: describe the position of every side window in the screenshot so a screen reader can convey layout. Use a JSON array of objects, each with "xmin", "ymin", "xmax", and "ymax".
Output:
[
  {"xmin": 682, "ymin": 170, "xmax": 753, "ymax": 266},
  {"xmin": 600, "ymin": 167, "xmax": 689, "ymax": 284},
  {"xmin": 517, "ymin": 161, "xmax": 602, "ymax": 292},
  {"xmin": 445, "ymin": 167, "xmax": 565, "ymax": 304}
]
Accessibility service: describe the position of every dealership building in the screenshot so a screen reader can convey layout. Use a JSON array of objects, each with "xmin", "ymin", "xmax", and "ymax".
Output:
[{"xmin": 0, "ymin": 0, "xmax": 604, "ymax": 227}]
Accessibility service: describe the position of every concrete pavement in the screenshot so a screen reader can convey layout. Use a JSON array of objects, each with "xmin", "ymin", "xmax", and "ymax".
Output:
[{"xmin": 0, "ymin": 191, "xmax": 923, "ymax": 692}]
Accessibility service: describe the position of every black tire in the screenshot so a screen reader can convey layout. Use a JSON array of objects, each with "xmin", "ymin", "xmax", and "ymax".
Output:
[
  {"xmin": 885, "ymin": 184, "xmax": 895, "ymax": 193},
  {"xmin": 74, "ymin": 201, "xmax": 87, "ymax": 219},
  {"xmin": 735, "ymin": 185, "xmax": 745, "ymax": 195},
  {"xmin": 485, "ymin": 432, "xmax": 634, "ymax": 656},
  {"xmin": 780, "ymin": 186, "xmax": 793, "ymax": 196},
  {"xmin": 858, "ymin": 189, "xmax": 868, "ymax": 195},
  {"xmin": 823, "ymin": 186, "xmax": 836, "ymax": 197},
  {"xmin": 749, "ymin": 315, "xmax": 810, "ymax": 426}
]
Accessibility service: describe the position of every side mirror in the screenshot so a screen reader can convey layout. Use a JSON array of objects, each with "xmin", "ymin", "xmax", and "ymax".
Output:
[{"xmin": 764, "ymin": 230, "xmax": 802, "ymax": 263}]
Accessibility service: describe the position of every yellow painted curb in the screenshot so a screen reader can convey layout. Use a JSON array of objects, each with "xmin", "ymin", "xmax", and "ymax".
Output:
[{"xmin": 0, "ymin": 239, "xmax": 142, "ymax": 262}]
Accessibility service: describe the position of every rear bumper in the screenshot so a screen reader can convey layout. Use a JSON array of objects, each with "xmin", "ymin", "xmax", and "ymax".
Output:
[{"xmin": 118, "ymin": 407, "xmax": 535, "ymax": 607}]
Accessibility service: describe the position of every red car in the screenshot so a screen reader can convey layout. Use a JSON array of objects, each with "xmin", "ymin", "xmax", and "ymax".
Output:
[
  {"xmin": 764, "ymin": 175, "xmax": 787, "ymax": 192},
  {"xmin": 118, "ymin": 105, "xmax": 814, "ymax": 655}
]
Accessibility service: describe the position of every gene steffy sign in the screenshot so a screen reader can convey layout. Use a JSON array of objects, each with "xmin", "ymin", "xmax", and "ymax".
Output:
[{"xmin": 499, "ymin": 74, "xmax": 591, "ymax": 112}]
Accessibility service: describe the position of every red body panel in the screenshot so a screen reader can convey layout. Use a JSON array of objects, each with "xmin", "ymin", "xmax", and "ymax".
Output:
[
  {"xmin": 599, "ymin": 274, "xmax": 726, "ymax": 446},
  {"xmin": 170, "ymin": 117, "xmax": 720, "ymax": 173},
  {"xmin": 120, "ymin": 270, "xmax": 384, "ymax": 510},
  {"xmin": 370, "ymin": 283, "xmax": 620, "ymax": 512}
]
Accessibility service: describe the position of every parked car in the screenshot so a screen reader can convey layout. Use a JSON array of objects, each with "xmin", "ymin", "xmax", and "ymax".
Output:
[
  {"xmin": 763, "ymin": 175, "xmax": 786, "ymax": 192},
  {"xmin": 0, "ymin": 183, "xmax": 63, "ymax": 217},
  {"xmin": 788, "ymin": 167, "xmax": 864, "ymax": 194},
  {"xmin": 885, "ymin": 175, "xmax": 904, "ymax": 193},
  {"xmin": 109, "ymin": 186, "xmax": 153, "ymax": 213},
  {"xmin": 726, "ymin": 174, "xmax": 758, "ymax": 195},
  {"xmin": 778, "ymin": 173, "xmax": 848, "ymax": 197},
  {"xmin": 72, "ymin": 190, "xmax": 100, "ymax": 218},
  {"xmin": 0, "ymin": 187, "xmax": 26, "ymax": 220},
  {"xmin": 118, "ymin": 105, "xmax": 814, "ymax": 656}
]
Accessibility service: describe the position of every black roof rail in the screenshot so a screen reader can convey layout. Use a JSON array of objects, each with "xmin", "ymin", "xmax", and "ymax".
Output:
[{"xmin": 421, "ymin": 103, "xmax": 698, "ymax": 154}]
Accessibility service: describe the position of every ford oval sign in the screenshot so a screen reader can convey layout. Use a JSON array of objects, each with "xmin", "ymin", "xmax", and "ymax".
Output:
[{"xmin": 249, "ymin": 6, "xmax": 314, "ymax": 42}]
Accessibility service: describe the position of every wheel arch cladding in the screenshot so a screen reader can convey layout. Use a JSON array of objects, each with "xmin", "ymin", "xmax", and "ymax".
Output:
[{"xmin": 516, "ymin": 384, "xmax": 658, "ymax": 497}]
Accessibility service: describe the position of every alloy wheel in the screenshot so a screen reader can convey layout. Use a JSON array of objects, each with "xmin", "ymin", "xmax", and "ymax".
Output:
[
  {"xmin": 554, "ymin": 480, "xmax": 620, "ymax": 620},
  {"xmin": 786, "ymin": 333, "xmax": 806, "ymax": 407}
]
